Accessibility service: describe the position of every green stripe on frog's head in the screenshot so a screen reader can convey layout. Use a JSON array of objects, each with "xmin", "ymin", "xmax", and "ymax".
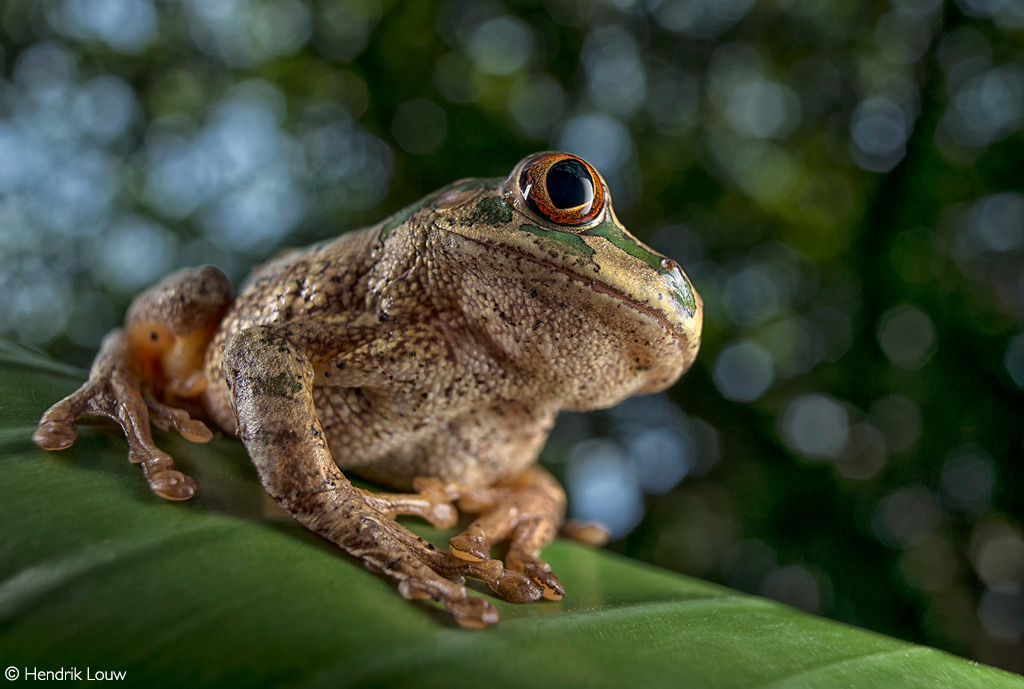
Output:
[
  {"xmin": 518, "ymin": 224, "xmax": 595, "ymax": 259},
  {"xmin": 585, "ymin": 219, "xmax": 662, "ymax": 271},
  {"xmin": 584, "ymin": 219, "xmax": 697, "ymax": 315}
]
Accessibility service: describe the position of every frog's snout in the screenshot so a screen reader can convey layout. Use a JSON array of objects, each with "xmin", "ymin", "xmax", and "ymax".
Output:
[
  {"xmin": 650, "ymin": 259, "xmax": 703, "ymax": 371},
  {"xmin": 659, "ymin": 258, "xmax": 699, "ymax": 319}
]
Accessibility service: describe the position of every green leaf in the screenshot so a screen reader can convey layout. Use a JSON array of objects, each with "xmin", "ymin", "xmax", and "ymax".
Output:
[{"xmin": 1, "ymin": 338, "xmax": 1020, "ymax": 689}]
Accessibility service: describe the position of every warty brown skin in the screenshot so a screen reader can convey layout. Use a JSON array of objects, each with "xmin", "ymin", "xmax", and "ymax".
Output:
[{"xmin": 34, "ymin": 153, "xmax": 703, "ymax": 628}]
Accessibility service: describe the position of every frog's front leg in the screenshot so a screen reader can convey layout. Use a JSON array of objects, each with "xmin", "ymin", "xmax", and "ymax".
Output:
[
  {"xmin": 221, "ymin": 325, "xmax": 502, "ymax": 628},
  {"xmin": 33, "ymin": 266, "xmax": 231, "ymax": 500}
]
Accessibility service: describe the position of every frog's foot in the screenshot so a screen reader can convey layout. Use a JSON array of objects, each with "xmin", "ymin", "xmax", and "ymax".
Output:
[
  {"xmin": 326, "ymin": 497, "xmax": 501, "ymax": 629},
  {"xmin": 348, "ymin": 479, "xmax": 546, "ymax": 606},
  {"xmin": 33, "ymin": 330, "xmax": 201, "ymax": 501},
  {"xmin": 251, "ymin": 470, "xmax": 504, "ymax": 628},
  {"xmin": 448, "ymin": 467, "xmax": 567, "ymax": 602},
  {"xmin": 357, "ymin": 477, "xmax": 458, "ymax": 529},
  {"xmin": 356, "ymin": 508, "xmax": 540, "ymax": 628}
]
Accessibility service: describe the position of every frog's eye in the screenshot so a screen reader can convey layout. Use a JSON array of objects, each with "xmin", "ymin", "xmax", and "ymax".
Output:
[{"xmin": 518, "ymin": 153, "xmax": 605, "ymax": 227}]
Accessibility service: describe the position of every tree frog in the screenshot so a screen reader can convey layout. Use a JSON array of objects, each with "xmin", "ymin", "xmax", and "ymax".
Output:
[{"xmin": 34, "ymin": 152, "xmax": 703, "ymax": 628}]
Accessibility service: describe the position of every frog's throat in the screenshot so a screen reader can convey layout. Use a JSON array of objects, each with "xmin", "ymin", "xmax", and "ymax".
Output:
[{"xmin": 455, "ymin": 232, "xmax": 692, "ymax": 351}]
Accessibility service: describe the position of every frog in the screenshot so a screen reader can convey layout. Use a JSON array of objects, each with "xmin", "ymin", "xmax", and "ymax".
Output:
[{"xmin": 33, "ymin": 151, "xmax": 703, "ymax": 629}]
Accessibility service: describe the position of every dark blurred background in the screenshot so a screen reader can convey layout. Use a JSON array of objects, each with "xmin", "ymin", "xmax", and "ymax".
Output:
[{"xmin": 1, "ymin": 0, "xmax": 1022, "ymax": 673}]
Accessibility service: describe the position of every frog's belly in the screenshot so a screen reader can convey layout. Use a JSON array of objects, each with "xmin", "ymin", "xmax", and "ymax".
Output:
[{"xmin": 312, "ymin": 387, "xmax": 553, "ymax": 490}]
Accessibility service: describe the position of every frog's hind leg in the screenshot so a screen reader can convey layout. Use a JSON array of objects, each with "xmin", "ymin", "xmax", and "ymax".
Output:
[
  {"xmin": 33, "ymin": 266, "xmax": 232, "ymax": 500},
  {"xmin": 448, "ymin": 466, "xmax": 568, "ymax": 602}
]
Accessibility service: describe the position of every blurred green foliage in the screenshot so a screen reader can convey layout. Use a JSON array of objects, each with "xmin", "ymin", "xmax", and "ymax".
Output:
[{"xmin": 1, "ymin": 0, "xmax": 1022, "ymax": 673}]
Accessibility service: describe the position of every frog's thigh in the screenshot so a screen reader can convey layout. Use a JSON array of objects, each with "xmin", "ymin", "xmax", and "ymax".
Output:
[
  {"xmin": 449, "ymin": 466, "xmax": 567, "ymax": 601},
  {"xmin": 221, "ymin": 324, "xmax": 499, "ymax": 628}
]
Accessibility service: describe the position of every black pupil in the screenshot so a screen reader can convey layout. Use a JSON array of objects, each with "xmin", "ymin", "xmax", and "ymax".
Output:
[{"xmin": 545, "ymin": 160, "xmax": 593, "ymax": 210}]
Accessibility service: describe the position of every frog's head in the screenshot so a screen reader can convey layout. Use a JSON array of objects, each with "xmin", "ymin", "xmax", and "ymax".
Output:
[{"xmin": 416, "ymin": 152, "xmax": 702, "ymax": 398}]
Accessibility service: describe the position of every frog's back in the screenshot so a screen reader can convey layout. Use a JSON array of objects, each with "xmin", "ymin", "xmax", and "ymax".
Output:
[{"xmin": 202, "ymin": 226, "xmax": 382, "ymax": 431}]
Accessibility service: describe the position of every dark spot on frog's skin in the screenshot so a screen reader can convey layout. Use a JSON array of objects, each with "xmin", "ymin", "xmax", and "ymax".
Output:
[
  {"xmin": 529, "ymin": 288, "xmax": 538, "ymax": 299},
  {"xmin": 324, "ymin": 371, "xmax": 331, "ymax": 378},
  {"xmin": 421, "ymin": 393, "xmax": 429, "ymax": 400},
  {"xmin": 374, "ymin": 352, "xmax": 383, "ymax": 361},
  {"xmin": 378, "ymin": 312, "xmax": 390, "ymax": 323},
  {"xmin": 252, "ymin": 372, "xmax": 303, "ymax": 398},
  {"xmin": 336, "ymin": 361, "xmax": 346, "ymax": 370},
  {"xmin": 470, "ymin": 196, "xmax": 514, "ymax": 226},
  {"xmin": 150, "ymin": 331, "xmax": 158, "ymax": 341}
]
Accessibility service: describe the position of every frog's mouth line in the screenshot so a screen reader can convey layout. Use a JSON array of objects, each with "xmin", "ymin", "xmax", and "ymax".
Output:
[{"xmin": 454, "ymin": 230, "xmax": 694, "ymax": 355}]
